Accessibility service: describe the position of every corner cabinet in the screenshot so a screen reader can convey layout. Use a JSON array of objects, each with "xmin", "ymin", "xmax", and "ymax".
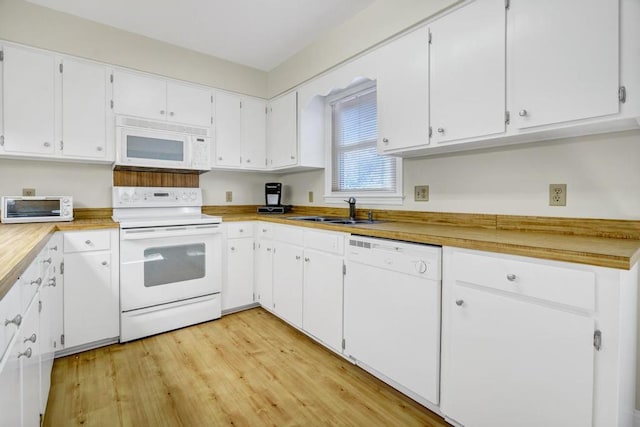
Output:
[
  {"xmin": 376, "ymin": 26, "xmax": 430, "ymax": 153},
  {"xmin": 440, "ymin": 247, "xmax": 638, "ymax": 427}
]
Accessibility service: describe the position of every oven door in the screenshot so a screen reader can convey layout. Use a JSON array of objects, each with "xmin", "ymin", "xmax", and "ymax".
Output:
[{"xmin": 120, "ymin": 224, "xmax": 222, "ymax": 312}]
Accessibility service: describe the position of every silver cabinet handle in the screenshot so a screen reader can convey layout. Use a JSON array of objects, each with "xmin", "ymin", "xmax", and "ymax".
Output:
[
  {"xmin": 230, "ymin": 247, "xmax": 235, "ymax": 252},
  {"xmin": 295, "ymin": 255, "xmax": 301, "ymax": 260},
  {"xmin": 101, "ymin": 261, "xmax": 108, "ymax": 266},
  {"xmin": 4, "ymin": 314, "xmax": 22, "ymax": 327},
  {"xmin": 266, "ymin": 248, "xmax": 272, "ymax": 252},
  {"xmin": 85, "ymin": 240, "xmax": 92, "ymax": 245},
  {"xmin": 437, "ymin": 127, "xmax": 445, "ymax": 134},
  {"xmin": 47, "ymin": 277, "xmax": 57, "ymax": 287},
  {"xmin": 304, "ymin": 257, "xmax": 310, "ymax": 262},
  {"xmin": 43, "ymin": 257, "xmax": 52, "ymax": 264},
  {"xmin": 160, "ymin": 110, "xmax": 166, "ymax": 115},
  {"xmin": 506, "ymin": 274, "xmax": 517, "ymax": 282},
  {"xmin": 30, "ymin": 277, "xmax": 42, "ymax": 286},
  {"xmin": 262, "ymin": 229, "xmax": 267, "ymax": 233},
  {"xmin": 24, "ymin": 333, "xmax": 36, "ymax": 344},
  {"xmin": 518, "ymin": 109, "xmax": 528, "ymax": 117},
  {"xmin": 382, "ymin": 138, "xmax": 389, "ymax": 144},
  {"xmin": 290, "ymin": 155, "xmax": 295, "ymax": 160},
  {"xmin": 50, "ymin": 245, "xmax": 58, "ymax": 251},
  {"xmin": 169, "ymin": 112, "xmax": 174, "ymax": 117},
  {"xmin": 44, "ymin": 142, "xmax": 51, "ymax": 147},
  {"xmin": 246, "ymin": 159, "xmax": 251, "ymax": 163},
  {"xmin": 455, "ymin": 299, "xmax": 464, "ymax": 306},
  {"xmin": 97, "ymin": 146, "xmax": 103, "ymax": 152},
  {"xmin": 18, "ymin": 348, "xmax": 32, "ymax": 359},
  {"xmin": 239, "ymin": 229, "xmax": 244, "ymax": 233}
]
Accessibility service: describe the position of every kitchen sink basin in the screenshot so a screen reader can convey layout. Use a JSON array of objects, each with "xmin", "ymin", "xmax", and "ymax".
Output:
[{"xmin": 287, "ymin": 216, "xmax": 382, "ymax": 225}]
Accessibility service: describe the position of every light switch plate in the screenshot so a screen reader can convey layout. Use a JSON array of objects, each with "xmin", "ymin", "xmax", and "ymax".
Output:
[{"xmin": 308, "ymin": 191, "xmax": 314, "ymax": 203}]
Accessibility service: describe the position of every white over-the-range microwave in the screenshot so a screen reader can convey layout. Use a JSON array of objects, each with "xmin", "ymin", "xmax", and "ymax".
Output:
[
  {"xmin": 114, "ymin": 116, "xmax": 211, "ymax": 172},
  {"xmin": 1, "ymin": 196, "xmax": 73, "ymax": 223}
]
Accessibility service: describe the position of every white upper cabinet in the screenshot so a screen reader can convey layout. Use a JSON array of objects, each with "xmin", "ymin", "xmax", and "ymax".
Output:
[
  {"xmin": 267, "ymin": 91, "xmax": 298, "ymax": 169},
  {"xmin": 61, "ymin": 57, "xmax": 110, "ymax": 159},
  {"xmin": 213, "ymin": 92, "xmax": 267, "ymax": 169},
  {"xmin": 113, "ymin": 70, "xmax": 212, "ymax": 127},
  {"xmin": 430, "ymin": 0, "xmax": 506, "ymax": 144},
  {"xmin": 376, "ymin": 26, "xmax": 430, "ymax": 153},
  {"xmin": 1, "ymin": 44, "xmax": 56, "ymax": 155},
  {"xmin": 508, "ymin": 0, "xmax": 620, "ymax": 129}
]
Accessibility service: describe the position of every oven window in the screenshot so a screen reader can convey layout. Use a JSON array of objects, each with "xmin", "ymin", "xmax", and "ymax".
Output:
[
  {"xmin": 127, "ymin": 135, "xmax": 184, "ymax": 161},
  {"xmin": 143, "ymin": 243, "xmax": 205, "ymax": 287},
  {"xmin": 6, "ymin": 199, "xmax": 61, "ymax": 218}
]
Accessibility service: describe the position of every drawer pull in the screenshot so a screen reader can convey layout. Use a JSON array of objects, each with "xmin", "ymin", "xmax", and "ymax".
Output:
[
  {"xmin": 47, "ymin": 277, "xmax": 57, "ymax": 287},
  {"xmin": 43, "ymin": 257, "xmax": 52, "ymax": 264},
  {"xmin": 455, "ymin": 299, "xmax": 464, "ymax": 307},
  {"xmin": 101, "ymin": 261, "xmax": 108, "ymax": 266},
  {"xmin": 30, "ymin": 277, "xmax": 42, "ymax": 286},
  {"xmin": 85, "ymin": 240, "xmax": 92, "ymax": 245},
  {"xmin": 4, "ymin": 314, "xmax": 22, "ymax": 327},
  {"xmin": 18, "ymin": 347, "xmax": 32, "ymax": 359},
  {"xmin": 24, "ymin": 333, "xmax": 36, "ymax": 344},
  {"xmin": 506, "ymin": 274, "xmax": 517, "ymax": 282}
]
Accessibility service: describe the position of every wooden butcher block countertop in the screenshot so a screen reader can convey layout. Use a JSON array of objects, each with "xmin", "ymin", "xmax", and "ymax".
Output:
[{"xmin": 2, "ymin": 206, "xmax": 640, "ymax": 299}]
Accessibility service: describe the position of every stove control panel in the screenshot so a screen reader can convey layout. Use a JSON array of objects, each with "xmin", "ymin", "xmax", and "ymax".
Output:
[{"xmin": 113, "ymin": 186, "xmax": 202, "ymax": 207}]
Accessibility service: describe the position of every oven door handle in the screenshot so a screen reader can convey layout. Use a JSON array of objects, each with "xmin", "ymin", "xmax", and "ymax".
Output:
[{"xmin": 121, "ymin": 225, "xmax": 221, "ymax": 240}]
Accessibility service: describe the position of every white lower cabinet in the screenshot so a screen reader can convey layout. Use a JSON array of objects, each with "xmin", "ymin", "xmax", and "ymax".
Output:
[
  {"xmin": 63, "ymin": 229, "xmax": 119, "ymax": 350},
  {"xmin": 222, "ymin": 222, "xmax": 255, "ymax": 312},
  {"xmin": 272, "ymin": 240, "xmax": 304, "ymax": 328},
  {"xmin": 441, "ymin": 247, "xmax": 638, "ymax": 427},
  {"xmin": 254, "ymin": 223, "xmax": 274, "ymax": 310}
]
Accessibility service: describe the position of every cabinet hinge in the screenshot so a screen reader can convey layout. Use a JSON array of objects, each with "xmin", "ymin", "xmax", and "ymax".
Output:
[
  {"xmin": 253, "ymin": 241, "xmax": 256, "ymax": 250},
  {"xmin": 265, "ymin": 106, "xmax": 268, "ymax": 114},
  {"xmin": 253, "ymin": 292, "xmax": 255, "ymax": 301},
  {"xmin": 60, "ymin": 261, "xmax": 64, "ymax": 274},
  {"xmin": 110, "ymin": 100, "xmax": 114, "ymax": 109},
  {"xmin": 211, "ymin": 116, "xmax": 213, "ymax": 125},
  {"xmin": 39, "ymin": 300, "xmax": 43, "ymax": 313},
  {"xmin": 60, "ymin": 140, "xmax": 64, "ymax": 150},
  {"xmin": 428, "ymin": 126, "xmax": 433, "ymax": 138},
  {"xmin": 594, "ymin": 330, "xmax": 602, "ymax": 351},
  {"xmin": 343, "ymin": 263, "xmax": 347, "ymax": 275},
  {"xmin": 240, "ymin": 101, "xmax": 243, "ymax": 109},
  {"xmin": 505, "ymin": 111, "xmax": 510, "ymax": 125},
  {"xmin": 619, "ymin": 86, "xmax": 627, "ymax": 103},
  {"xmin": 110, "ymin": 74, "xmax": 114, "ymax": 84},
  {"xmin": 59, "ymin": 63, "xmax": 63, "ymax": 73},
  {"xmin": 428, "ymin": 30, "xmax": 432, "ymax": 44},
  {"xmin": 342, "ymin": 338, "xmax": 346, "ymax": 350},
  {"xmin": 0, "ymin": 135, "xmax": 4, "ymax": 146},
  {"xmin": 505, "ymin": 0, "xmax": 510, "ymax": 10},
  {"xmin": 61, "ymin": 334, "xmax": 65, "ymax": 346},
  {"xmin": 211, "ymin": 95, "xmax": 214, "ymax": 103},
  {"xmin": 0, "ymin": 50, "xmax": 4, "ymax": 61}
]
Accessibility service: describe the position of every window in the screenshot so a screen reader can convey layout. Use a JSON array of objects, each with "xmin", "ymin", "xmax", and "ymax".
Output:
[{"xmin": 325, "ymin": 82, "xmax": 402, "ymax": 204}]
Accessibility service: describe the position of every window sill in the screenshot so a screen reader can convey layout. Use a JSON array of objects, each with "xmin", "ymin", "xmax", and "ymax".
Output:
[{"xmin": 323, "ymin": 194, "xmax": 404, "ymax": 206}]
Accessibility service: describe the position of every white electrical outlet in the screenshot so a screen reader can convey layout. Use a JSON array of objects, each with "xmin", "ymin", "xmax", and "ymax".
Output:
[
  {"xmin": 549, "ymin": 184, "xmax": 567, "ymax": 206},
  {"xmin": 22, "ymin": 188, "xmax": 36, "ymax": 197},
  {"xmin": 415, "ymin": 185, "xmax": 429, "ymax": 202},
  {"xmin": 225, "ymin": 191, "xmax": 233, "ymax": 202}
]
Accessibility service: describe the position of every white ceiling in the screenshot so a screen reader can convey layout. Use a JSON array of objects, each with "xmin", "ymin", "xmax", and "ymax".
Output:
[{"xmin": 26, "ymin": 0, "xmax": 375, "ymax": 71}]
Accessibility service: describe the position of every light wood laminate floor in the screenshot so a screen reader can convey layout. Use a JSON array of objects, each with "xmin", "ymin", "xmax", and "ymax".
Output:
[{"xmin": 44, "ymin": 308, "xmax": 449, "ymax": 426}]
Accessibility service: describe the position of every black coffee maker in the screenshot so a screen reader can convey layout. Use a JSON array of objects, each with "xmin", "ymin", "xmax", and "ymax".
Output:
[{"xmin": 257, "ymin": 182, "xmax": 290, "ymax": 214}]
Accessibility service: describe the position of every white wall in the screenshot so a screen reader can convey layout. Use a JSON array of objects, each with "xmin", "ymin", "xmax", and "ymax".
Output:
[
  {"xmin": 282, "ymin": 130, "xmax": 640, "ymax": 220},
  {"xmin": 0, "ymin": 0, "xmax": 267, "ymax": 97},
  {"xmin": 267, "ymin": 0, "xmax": 459, "ymax": 97},
  {"xmin": 0, "ymin": 158, "xmax": 275, "ymax": 208}
]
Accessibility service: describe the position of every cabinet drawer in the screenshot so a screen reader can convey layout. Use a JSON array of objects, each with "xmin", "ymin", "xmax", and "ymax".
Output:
[
  {"xmin": 273, "ymin": 224, "xmax": 304, "ymax": 245},
  {"xmin": 64, "ymin": 230, "xmax": 111, "ymax": 253},
  {"xmin": 255, "ymin": 222, "xmax": 273, "ymax": 239},
  {"xmin": 451, "ymin": 250, "xmax": 595, "ymax": 311},
  {"xmin": 0, "ymin": 282, "xmax": 21, "ymax": 360},
  {"xmin": 226, "ymin": 222, "xmax": 254, "ymax": 239},
  {"xmin": 304, "ymin": 230, "xmax": 344, "ymax": 255}
]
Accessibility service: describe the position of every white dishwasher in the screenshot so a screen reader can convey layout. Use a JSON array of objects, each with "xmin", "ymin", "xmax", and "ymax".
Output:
[{"xmin": 344, "ymin": 235, "xmax": 442, "ymax": 408}]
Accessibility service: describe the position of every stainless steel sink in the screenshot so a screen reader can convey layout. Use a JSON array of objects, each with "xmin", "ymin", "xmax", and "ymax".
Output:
[{"xmin": 287, "ymin": 216, "xmax": 382, "ymax": 225}]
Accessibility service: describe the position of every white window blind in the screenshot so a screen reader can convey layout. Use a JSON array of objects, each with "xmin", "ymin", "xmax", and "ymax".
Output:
[{"xmin": 331, "ymin": 88, "xmax": 396, "ymax": 193}]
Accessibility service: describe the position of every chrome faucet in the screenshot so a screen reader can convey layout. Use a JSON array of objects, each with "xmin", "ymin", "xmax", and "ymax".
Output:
[{"xmin": 345, "ymin": 197, "xmax": 356, "ymax": 220}]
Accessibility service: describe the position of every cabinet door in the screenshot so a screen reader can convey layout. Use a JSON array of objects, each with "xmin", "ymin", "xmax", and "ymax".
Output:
[
  {"xmin": 508, "ymin": 0, "xmax": 619, "ymax": 129},
  {"xmin": 19, "ymin": 298, "xmax": 41, "ymax": 427},
  {"xmin": 376, "ymin": 27, "xmax": 430, "ymax": 153},
  {"xmin": 302, "ymin": 249, "xmax": 343, "ymax": 351},
  {"xmin": 0, "ymin": 336, "xmax": 21, "ymax": 427},
  {"xmin": 442, "ymin": 285, "xmax": 594, "ymax": 427},
  {"xmin": 64, "ymin": 251, "xmax": 118, "ymax": 348},
  {"xmin": 112, "ymin": 70, "xmax": 166, "ymax": 120},
  {"xmin": 167, "ymin": 82, "xmax": 212, "ymax": 127},
  {"xmin": 61, "ymin": 58, "xmax": 109, "ymax": 159},
  {"xmin": 255, "ymin": 240, "xmax": 274, "ymax": 310},
  {"xmin": 241, "ymin": 97, "xmax": 267, "ymax": 168},
  {"xmin": 214, "ymin": 92, "xmax": 242, "ymax": 167},
  {"xmin": 2, "ymin": 45, "xmax": 56, "ymax": 155},
  {"xmin": 430, "ymin": 0, "xmax": 505, "ymax": 143},
  {"xmin": 223, "ymin": 237, "xmax": 255, "ymax": 311},
  {"xmin": 267, "ymin": 91, "xmax": 298, "ymax": 168},
  {"xmin": 272, "ymin": 241, "xmax": 303, "ymax": 327}
]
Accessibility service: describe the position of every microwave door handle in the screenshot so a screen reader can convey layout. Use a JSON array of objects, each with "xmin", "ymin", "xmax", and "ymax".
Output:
[{"xmin": 21, "ymin": 197, "xmax": 47, "ymax": 200}]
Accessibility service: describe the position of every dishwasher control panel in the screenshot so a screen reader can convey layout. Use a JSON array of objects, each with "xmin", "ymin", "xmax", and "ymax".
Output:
[{"xmin": 347, "ymin": 236, "xmax": 441, "ymax": 280}]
